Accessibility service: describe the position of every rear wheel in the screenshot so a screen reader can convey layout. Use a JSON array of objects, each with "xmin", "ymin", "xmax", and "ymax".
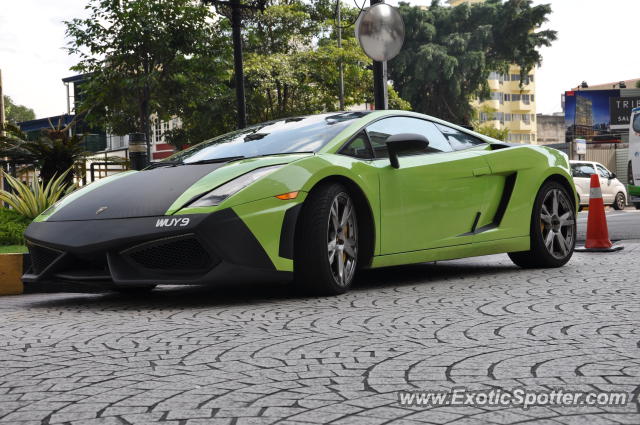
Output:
[
  {"xmin": 612, "ymin": 192, "xmax": 626, "ymax": 210},
  {"xmin": 294, "ymin": 183, "xmax": 358, "ymax": 295},
  {"xmin": 634, "ymin": 203, "xmax": 640, "ymax": 210},
  {"xmin": 509, "ymin": 181, "xmax": 576, "ymax": 268}
]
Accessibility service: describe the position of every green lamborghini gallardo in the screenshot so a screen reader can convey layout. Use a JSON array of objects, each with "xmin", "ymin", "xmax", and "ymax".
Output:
[{"xmin": 24, "ymin": 111, "xmax": 578, "ymax": 295}]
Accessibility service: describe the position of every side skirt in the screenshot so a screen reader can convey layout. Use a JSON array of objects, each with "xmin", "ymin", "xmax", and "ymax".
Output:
[{"xmin": 370, "ymin": 236, "xmax": 530, "ymax": 268}]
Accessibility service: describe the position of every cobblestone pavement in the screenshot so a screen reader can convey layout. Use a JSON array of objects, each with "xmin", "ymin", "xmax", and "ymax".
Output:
[{"xmin": 1, "ymin": 243, "xmax": 639, "ymax": 425}]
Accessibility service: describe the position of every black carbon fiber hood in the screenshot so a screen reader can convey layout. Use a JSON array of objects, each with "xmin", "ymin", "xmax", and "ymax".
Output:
[{"xmin": 47, "ymin": 163, "xmax": 226, "ymax": 221}]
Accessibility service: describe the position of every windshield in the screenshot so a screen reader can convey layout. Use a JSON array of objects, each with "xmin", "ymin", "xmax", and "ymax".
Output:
[{"xmin": 170, "ymin": 112, "xmax": 369, "ymax": 164}]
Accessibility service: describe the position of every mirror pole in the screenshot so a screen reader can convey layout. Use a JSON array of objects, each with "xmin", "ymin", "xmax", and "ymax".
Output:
[{"xmin": 370, "ymin": 0, "xmax": 388, "ymax": 110}]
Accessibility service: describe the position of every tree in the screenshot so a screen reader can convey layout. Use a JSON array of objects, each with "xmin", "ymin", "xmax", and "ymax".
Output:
[
  {"xmin": 3, "ymin": 96, "xmax": 35, "ymax": 124},
  {"xmin": 169, "ymin": 0, "xmax": 410, "ymax": 148},
  {"xmin": 0, "ymin": 120, "xmax": 89, "ymax": 187},
  {"xmin": 471, "ymin": 104, "xmax": 508, "ymax": 141},
  {"xmin": 65, "ymin": 0, "xmax": 231, "ymax": 148},
  {"xmin": 389, "ymin": 0, "xmax": 556, "ymax": 125}
]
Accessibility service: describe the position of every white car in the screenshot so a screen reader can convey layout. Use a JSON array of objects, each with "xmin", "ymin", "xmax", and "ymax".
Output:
[{"xmin": 570, "ymin": 160, "xmax": 628, "ymax": 210}]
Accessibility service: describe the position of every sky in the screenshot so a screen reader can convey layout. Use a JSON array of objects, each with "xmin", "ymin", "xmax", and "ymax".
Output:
[{"xmin": 1, "ymin": 0, "xmax": 639, "ymax": 119}]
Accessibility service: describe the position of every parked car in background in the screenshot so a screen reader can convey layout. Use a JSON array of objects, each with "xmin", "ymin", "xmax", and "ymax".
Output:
[{"xmin": 570, "ymin": 160, "xmax": 628, "ymax": 210}]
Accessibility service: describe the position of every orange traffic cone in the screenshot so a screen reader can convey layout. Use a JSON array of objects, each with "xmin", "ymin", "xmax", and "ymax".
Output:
[{"xmin": 575, "ymin": 174, "xmax": 623, "ymax": 252}]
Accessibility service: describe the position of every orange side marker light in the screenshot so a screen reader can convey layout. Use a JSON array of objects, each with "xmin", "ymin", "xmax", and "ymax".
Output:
[{"xmin": 275, "ymin": 191, "xmax": 299, "ymax": 200}]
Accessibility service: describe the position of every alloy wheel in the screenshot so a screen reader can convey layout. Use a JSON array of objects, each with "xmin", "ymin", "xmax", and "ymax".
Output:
[
  {"xmin": 327, "ymin": 193, "xmax": 358, "ymax": 286},
  {"xmin": 539, "ymin": 189, "xmax": 575, "ymax": 259}
]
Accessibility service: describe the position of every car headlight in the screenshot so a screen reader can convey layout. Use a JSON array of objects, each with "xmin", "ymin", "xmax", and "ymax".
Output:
[{"xmin": 188, "ymin": 165, "xmax": 284, "ymax": 208}]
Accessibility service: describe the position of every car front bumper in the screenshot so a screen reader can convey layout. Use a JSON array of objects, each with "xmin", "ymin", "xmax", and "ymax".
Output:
[{"xmin": 23, "ymin": 208, "xmax": 291, "ymax": 288}]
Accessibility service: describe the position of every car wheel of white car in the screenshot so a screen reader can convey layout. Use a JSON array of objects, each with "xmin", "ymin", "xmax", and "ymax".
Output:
[{"xmin": 612, "ymin": 192, "xmax": 626, "ymax": 210}]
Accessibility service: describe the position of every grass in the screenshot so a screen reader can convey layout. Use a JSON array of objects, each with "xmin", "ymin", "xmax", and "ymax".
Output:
[{"xmin": 0, "ymin": 245, "xmax": 27, "ymax": 254}]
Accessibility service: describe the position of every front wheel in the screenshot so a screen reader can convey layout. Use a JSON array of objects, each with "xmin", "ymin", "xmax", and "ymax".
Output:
[
  {"xmin": 509, "ymin": 181, "xmax": 576, "ymax": 268},
  {"xmin": 294, "ymin": 183, "xmax": 358, "ymax": 295},
  {"xmin": 612, "ymin": 192, "xmax": 626, "ymax": 210}
]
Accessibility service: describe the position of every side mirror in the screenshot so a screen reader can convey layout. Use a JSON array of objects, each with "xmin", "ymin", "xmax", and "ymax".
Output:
[
  {"xmin": 609, "ymin": 173, "xmax": 617, "ymax": 179},
  {"xmin": 385, "ymin": 133, "xmax": 430, "ymax": 169}
]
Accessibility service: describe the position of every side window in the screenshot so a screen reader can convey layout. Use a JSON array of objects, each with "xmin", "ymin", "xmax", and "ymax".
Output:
[
  {"xmin": 633, "ymin": 113, "xmax": 640, "ymax": 133},
  {"xmin": 435, "ymin": 124, "xmax": 487, "ymax": 150},
  {"xmin": 340, "ymin": 132, "xmax": 373, "ymax": 159},
  {"xmin": 596, "ymin": 164, "xmax": 610, "ymax": 178},
  {"xmin": 571, "ymin": 163, "xmax": 595, "ymax": 178},
  {"xmin": 365, "ymin": 117, "xmax": 453, "ymax": 158}
]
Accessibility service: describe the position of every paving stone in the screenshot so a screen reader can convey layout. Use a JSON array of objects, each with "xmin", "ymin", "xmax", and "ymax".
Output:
[{"xmin": 1, "ymin": 245, "xmax": 639, "ymax": 424}]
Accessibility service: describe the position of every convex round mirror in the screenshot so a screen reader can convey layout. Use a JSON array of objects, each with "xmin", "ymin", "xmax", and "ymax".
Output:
[{"xmin": 355, "ymin": 3, "xmax": 405, "ymax": 62}]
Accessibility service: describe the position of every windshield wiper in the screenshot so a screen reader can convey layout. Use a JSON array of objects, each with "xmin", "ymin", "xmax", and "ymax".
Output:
[
  {"xmin": 181, "ymin": 156, "xmax": 245, "ymax": 165},
  {"xmin": 146, "ymin": 160, "xmax": 182, "ymax": 169}
]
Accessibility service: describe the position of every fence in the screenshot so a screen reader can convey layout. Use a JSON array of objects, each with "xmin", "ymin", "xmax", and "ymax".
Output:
[
  {"xmin": 546, "ymin": 142, "xmax": 629, "ymax": 179},
  {"xmin": 584, "ymin": 143, "xmax": 628, "ymax": 179}
]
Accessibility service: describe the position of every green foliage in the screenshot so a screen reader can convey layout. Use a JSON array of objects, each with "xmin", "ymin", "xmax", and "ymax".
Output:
[
  {"xmin": 0, "ymin": 208, "xmax": 32, "ymax": 246},
  {"xmin": 65, "ymin": 0, "xmax": 231, "ymax": 141},
  {"xmin": 0, "ymin": 120, "xmax": 89, "ymax": 186},
  {"xmin": 475, "ymin": 125, "xmax": 509, "ymax": 141},
  {"xmin": 390, "ymin": 0, "xmax": 556, "ymax": 125},
  {"xmin": 3, "ymin": 95, "xmax": 36, "ymax": 124},
  {"xmin": 0, "ymin": 170, "xmax": 74, "ymax": 219},
  {"xmin": 66, "ymin": 0, "xmax": 413, "ymax": 149},
  {"xmin": 470, "ymin": 104, "xmax": 507, "ymax": 140},
  {"xmin": 636, "ymin": 80, "xmax": 640, "ymax": 89},
  {"xmin": 0, "ymin": 245, "xmax": 28, "ymax": 254}
]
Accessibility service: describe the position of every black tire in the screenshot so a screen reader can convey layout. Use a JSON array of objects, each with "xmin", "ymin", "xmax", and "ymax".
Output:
[
  {"xmin": 508, "ymin": 181, "xmax": 576, "ymax": 268},
  {"xmin": 634, "ymin": 203, "xmax": 640, "ymax": 210},
  {"xmin": 612, "ymin": 192, "xmax": 626, "ymax": 210},
  {"xmin": 112, "ymin": 285, "xmax": 156, "ymax": 295},
  {"xmin": 294, "ymin": 182, "xmax": 358, "ymax": 296}
]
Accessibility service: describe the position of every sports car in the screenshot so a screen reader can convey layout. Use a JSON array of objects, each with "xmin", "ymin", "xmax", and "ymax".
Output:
[{"xmin": 23, "ymin": 110, "xmax": 578, "ymax": 295}]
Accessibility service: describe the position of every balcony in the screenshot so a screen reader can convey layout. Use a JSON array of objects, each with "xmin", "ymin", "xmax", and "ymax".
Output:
[
  {"xmin": 480, "ymin": 99, "xmax": 501, "ymax": 110},
  {"xmin": 504, "ymin": 80, "xmax": 534, "ymax": 92},
  {"xmin": 488, "ymin": 79, "xmax": 501, "ymax": 91},
  {"xmin": 511, "ymin": 101, "xmax": 533, "ymax": 112},
  {"xmin": 506, "ymin": 121, "xmax": 532, "ymax": 131}
]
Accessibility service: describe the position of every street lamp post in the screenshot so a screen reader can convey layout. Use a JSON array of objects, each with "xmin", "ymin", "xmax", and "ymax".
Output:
[
  {"xmin": 370, "ymin": 0, "xmax": 388, "ymax": 110},
  {"xmin": 230, "ymin": 0, "xmax": 247, "ymax": 129},
  {"xmin": 203, "ymin": 0, "xmax": 265, "ymax": 129}
]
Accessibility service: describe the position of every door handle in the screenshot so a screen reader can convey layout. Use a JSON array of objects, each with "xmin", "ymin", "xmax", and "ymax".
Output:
[{"xmin": 473, "ymin": 167, "xmax": 491, "ymax": 177}]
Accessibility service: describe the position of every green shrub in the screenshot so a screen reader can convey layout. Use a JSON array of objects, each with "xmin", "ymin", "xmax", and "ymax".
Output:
[
  {"xmin": 0, "ymin": 208, "xmax": 31, "ymax": 245},
  {"xmin": 0, "ymin": 170, "xmax": 73, "ymax": 219}
]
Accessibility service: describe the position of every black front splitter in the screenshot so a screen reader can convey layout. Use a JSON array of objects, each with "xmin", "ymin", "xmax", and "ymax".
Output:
[{"xmin": 23, "ymin": 209, "xmax": 290, "ymax": 288}]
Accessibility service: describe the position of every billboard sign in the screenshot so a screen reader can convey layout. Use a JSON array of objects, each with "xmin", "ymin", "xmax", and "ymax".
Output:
[
  {"xmin": 565, "ymin": 89, "xmax": 620, "ymax": 142},
  {"xmin": 609, "ymin": 97, "xmax": 640, "ymax": 129}
]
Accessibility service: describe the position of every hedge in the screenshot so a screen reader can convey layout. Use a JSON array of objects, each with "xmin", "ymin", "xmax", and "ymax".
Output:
[{"xmin": 0, "ymin": 208, "xmax": 31, "ymax": 246}]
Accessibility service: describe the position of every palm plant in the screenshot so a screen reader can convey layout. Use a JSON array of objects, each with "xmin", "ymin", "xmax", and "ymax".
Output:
[
  {"xmin": 0, "ymin": 170, "xmax": 74, "ymax": 219},
  {"xmin": 0, "ymin": 118, "xmax": 88, "ymax": 187}
]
